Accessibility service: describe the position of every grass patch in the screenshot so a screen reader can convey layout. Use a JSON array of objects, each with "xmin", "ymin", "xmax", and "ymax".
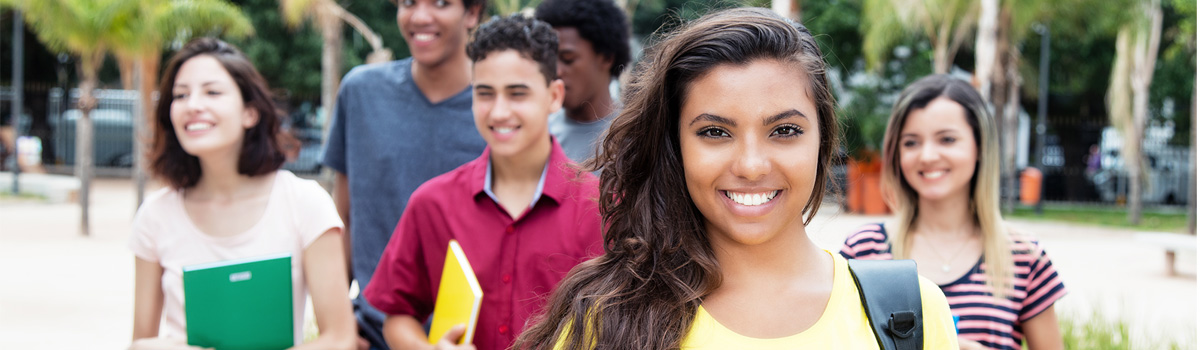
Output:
[
  {"xmin": 0, "ymin": 190, "xmax": 45, "ymax": 201},
  {"xmin": 1059, "ymin": 311, "xmax": 1133, "ymax": 350},
  {"xmin": 1058, "ymin": 311, "xmax": 1188, "ymax": 350},
  {"xmin": 1008, "ymin": 204, "xmax": 1189, "ymax": 232}
]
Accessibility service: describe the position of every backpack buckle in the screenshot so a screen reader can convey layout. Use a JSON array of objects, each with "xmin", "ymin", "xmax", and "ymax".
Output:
[{"xmin": 887, "ymin": 311, "xmax": 916, "ymax": 338}]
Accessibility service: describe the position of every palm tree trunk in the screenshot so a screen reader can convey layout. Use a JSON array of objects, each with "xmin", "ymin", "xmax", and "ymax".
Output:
[
  {"xmin": 975, "ymin": 0, "xmax": 998, "ymax": 99},
  {"xmin": 1005, "ymin": 55, "xmax": 1022, "ymax": 213},
  {"xmin": 118, "ymin": 56, "xmax": 135, "ymax": 90},
  {"xmin": 1188, "ymin": 86, "xmax": 1196, "ymax": 234},
  {"xmin": 992, "ymin": 6, "xmax": 1018, "ymax": 214},
  {"xmin": 134, "ymin": 51, "xmax": 160, "ymax": 207},
  {"xmin": 320, "ymin": 10, "xmax": 343, "ymax": 138},
  {"xmin": 1126, "ymin": 116, "xmax": 1144, "ymax": 224},
  {"xmin": 1127, "ymin": 0, "xmax": 1162, "ymax": 225},
  {"xmin": 76, "ymin": 52, "xmax": 103, "ymax": 236},
  {"xmin": 933, "ymin": 24, "xmax": 951, "ymax": 74}
]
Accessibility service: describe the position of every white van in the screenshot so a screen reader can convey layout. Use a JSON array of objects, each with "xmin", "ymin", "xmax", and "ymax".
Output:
[{"xmin": 1091, "ymin": 123, "xmax": 1190, "ymax": 205}]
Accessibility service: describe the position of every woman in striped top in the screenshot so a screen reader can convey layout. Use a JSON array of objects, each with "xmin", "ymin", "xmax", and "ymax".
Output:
[{"xmin": 840, "ymin": 75, "xmax": 1067, "ymax": 350}]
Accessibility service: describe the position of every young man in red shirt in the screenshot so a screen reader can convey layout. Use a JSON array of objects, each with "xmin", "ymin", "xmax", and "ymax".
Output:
[{"xmin": 364, "ymin": 15, "xmax": 603, "ymax": 350}]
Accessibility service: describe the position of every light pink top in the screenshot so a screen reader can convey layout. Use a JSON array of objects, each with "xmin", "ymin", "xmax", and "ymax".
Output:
[{"xmin": 129, "ymin": 170, "xmax": 343, "ymax": 345}]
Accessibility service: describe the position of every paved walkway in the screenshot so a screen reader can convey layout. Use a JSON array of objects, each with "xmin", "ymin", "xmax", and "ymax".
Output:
[{"xmin": 0, "ymin": 178, "xmax": 1194, "ymax": 349}]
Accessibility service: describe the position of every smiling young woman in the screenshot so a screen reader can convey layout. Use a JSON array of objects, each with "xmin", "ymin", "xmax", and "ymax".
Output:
[
  {"xmin": 129, "ymin": 38, "xmax": 355, "ymax": 350},
  {"xmin": 514, "ymin": 8, "xmax": 959, "ymax": 350},
  {"xmin": 841, "ymin": 75, "xmax": 1068, "ymax": 350}
]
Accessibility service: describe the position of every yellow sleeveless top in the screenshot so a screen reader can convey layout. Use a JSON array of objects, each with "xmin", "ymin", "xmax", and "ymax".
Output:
[{"xmin": 680, "ymin": 251, "xmax": 958, "ymax": 349}]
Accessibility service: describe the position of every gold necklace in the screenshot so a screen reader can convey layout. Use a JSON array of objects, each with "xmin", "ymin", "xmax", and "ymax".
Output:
[{"xmin": 921, "ymin": 232, "xmax": 977, "ymax": 273}]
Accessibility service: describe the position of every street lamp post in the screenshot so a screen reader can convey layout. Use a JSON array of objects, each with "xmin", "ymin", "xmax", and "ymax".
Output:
[
  {"xmin": 10, "ymin": 10, "xmax": 22, "ymax": 195},
  {"xmin": 1034, "ymin": 23, "xmax": 1050, "ymax": 215}
]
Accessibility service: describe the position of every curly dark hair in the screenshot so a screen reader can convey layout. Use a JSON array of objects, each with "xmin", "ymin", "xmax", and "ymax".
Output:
[
  {"xmin": 535, "ymin": 0, "xmax": 632, "ymax": 78},
  {"xmin": 514, "ymin": 7, "xmax": 839, "ymax": 350},
  {"xmin": 466, "ymin": 14, "xmax": 559, "ymax": 84},
  {"xmin": 151, "ymin": 37, "xmax": 285, "ymax": 189}
]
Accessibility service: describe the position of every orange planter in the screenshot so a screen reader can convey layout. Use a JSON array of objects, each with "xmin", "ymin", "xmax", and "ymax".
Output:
[{"xmin": 845, "ymin": 157, "xmax": 890, "ymax": 215}]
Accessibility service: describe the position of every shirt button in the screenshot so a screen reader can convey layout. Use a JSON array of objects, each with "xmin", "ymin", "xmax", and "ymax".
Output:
[
  {"xmin": 499, "ymin": 325, "xmax": 509, "ymax": 334},
  {"xmin": 505, "ymin": 226, "xmax": 514, "ymax": 234},
  {"xmin": 502, "ymin": 274, "xmax": 511, "ymax": 283}
]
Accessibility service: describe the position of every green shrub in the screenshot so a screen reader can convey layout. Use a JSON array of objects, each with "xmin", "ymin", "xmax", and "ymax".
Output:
[{"xmin": 1058, "ymin": 312, "xmax": 1187, "ymax": 350}]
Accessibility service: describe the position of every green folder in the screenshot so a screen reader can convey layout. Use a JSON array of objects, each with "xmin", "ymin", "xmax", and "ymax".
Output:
[{"xmin": 183, "ymin": 253, "xmax": 294, "ymax": 350}]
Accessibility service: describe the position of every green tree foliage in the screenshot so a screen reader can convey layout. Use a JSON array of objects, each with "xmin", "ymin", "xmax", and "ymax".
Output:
[
  {"xmin": 229, "ymin": 0, "xmax": 407, "ymax": 99},
  {"xmin": 1151, "ymin": 0, "xmax": 1195, "ymax": 145},
  {"xmin": 232, "ymin": 0, "xmax": 322, "ymax": 98},
  {"xmin": 860, "ymin": 0, "xmax": 975, "ymax": 73},
  {"xmin": 2, "ymin": 0, "xmax": 251, "ymax": 234}
]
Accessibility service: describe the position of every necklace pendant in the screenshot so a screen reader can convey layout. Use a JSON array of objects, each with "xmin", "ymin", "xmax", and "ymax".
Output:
[{"xmin": 942, "ymin": 264, "xmax": 951, "ymax": 273}]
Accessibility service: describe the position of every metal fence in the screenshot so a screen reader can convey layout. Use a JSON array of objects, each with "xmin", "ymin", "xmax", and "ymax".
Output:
[
  {"xmin": 1032, "ymin": 144, "xmax": 1190, "ymax": 208},
  {"xmin": 44, "ymin": 87, "xmax": 139, "ymax": 169}
]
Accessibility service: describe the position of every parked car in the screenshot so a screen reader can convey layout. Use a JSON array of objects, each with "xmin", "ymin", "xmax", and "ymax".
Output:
[
  {"xmin": 50, "ymin": 109, "xmax": 135, "ymax": 168},
  {"xmin": 280, "ymin": 126, "xmax": 324, "ymax": 174},
  {"xmin": 280, "ymin": 107, "xmax": 326, "ymax": 175},
  {"xmin": 1091, "ymin": 126, "xmax": 1189, "ymax": 205},
  {"xmin": 31, "ymin": 106, "xmax": 328, "ymax": 173}
]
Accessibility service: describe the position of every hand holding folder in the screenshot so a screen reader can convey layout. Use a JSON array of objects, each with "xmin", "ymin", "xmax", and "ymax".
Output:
[{"xmin": 428, "ymin": 240, "xmax": 484, "ymax": 345}]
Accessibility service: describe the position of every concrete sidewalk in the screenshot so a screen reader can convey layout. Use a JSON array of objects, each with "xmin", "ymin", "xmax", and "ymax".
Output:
[{"xmin": 0, "ymin": 178, "xmax": 1194, "ymax": 349}]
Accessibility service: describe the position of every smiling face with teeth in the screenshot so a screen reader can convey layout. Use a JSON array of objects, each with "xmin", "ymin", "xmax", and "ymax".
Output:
[
  {"xmin": 897, "ymin": 97, "xmax": 979, "ymax": 203},
  {"xmin": 169, "ymin": 55, "xmax": 259, "ymax": 159},
  {"xmin": 679, "ymin": 60, "xmax": 821, "ymax": 247},
  {"xmin": 398, "ymin": 0, "xmax": 481, "ymax": 68}
]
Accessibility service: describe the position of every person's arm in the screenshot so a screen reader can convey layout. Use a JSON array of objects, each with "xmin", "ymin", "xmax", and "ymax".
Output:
[
  {"xmin": 129, "ymin": 258, "xmax": 211, "ymax": 350},
  {"xmin": 955, "ymin": 337, "xmax": 988, "ymax": 350},
  {"xmin": 383, "ymin": 315, "xmax": 476, "ymax": 350},
  {"xmin": 1018, "ymin": 239, "xmax": 1066, "ymax": 350},
  {"xmin": 332, "ymin": 171, "xmax": 352, "ymax": 282},
  {"xmin": 291, "ymin": 229, "xmax": 356, "ymax": 350},
  {"xmin": 1022, "ymin": 305, "xmax": 1064, "ymax": 350},
  {"xmin": 132, "ymin": 257, "xmax": 163, "ymax": 340},
  {"xmin": 916, "ymin": 278, "xmax": 960, "ymax": 350}
]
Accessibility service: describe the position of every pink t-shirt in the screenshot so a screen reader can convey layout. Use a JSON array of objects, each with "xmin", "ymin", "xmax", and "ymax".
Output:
[{"xmin": 128, "ymin": 170, "xmax": 343, "ymax": 345}]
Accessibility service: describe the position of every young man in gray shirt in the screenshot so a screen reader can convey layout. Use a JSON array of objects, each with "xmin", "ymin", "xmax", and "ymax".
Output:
[
  {"xmin": 535, "ymin": 0, "xmax": 632, "ymax": 164},
  {"xmin": 321, "ymin": 1, "xmax": 486, "ymax": 349}
]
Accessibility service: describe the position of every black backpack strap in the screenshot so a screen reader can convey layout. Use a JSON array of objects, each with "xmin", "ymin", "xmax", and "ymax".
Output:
[{"xmin": 847, "ymin": 259, "xmax": 924, "ymax": 350}]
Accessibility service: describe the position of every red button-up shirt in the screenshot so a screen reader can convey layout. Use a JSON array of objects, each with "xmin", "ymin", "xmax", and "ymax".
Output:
[{"xmin": 364, "ymin": 140, "xmax": 603, "ymax": 350}]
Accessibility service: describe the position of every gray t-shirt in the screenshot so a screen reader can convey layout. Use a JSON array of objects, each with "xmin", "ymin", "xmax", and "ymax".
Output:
[
  {"xmin": 320, "ymin": 58, "xmax": 486, "ymax": 334},
  {"xmin": 547, "ymin": 109, "xmax": 617, "ymax": 164}
]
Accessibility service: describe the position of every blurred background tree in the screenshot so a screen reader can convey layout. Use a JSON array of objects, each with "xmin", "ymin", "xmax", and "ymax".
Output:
[
  {"xmin": 0, "ymin": 0, "xmax": 1191, "ymax": 225},
  {"xmin": 0, "ymin": 0, "xmax": 251, "ymax": 235}
]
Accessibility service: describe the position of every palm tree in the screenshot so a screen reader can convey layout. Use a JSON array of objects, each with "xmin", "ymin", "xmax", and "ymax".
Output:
[
  {"xmin": 861, "ymin": 0, "xmax": 977, "ymax": 74},
  {"xmin": 1, "ymin": 0, "xmax": 252, "ymax": 235},
  {"xmin": 279, "ymin": 0, "xmax": 392, "ymax": 138},
  {"xmin": 975, "ymin": 0, "xmax": 1051, "ymax": 212},
  {"xmin": 973, "ymin": 0, "xmax": 1115, "ymax": 212},
  {"xmin": 1106, "ymin": 0, "xmax": 1163, "ymax": 224},
  {"xmin": 109, "ymin": 0, "xmax": 253, "ymax": 207},
  {"xmin": 1, "ymin": 0, "xmax": 129, "ymax": 235}
]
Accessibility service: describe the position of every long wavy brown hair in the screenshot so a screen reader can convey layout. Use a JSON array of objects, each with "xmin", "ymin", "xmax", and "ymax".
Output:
[{"xmin": 514, "ymin": 7, "xmax": 838, "ymax": 350}]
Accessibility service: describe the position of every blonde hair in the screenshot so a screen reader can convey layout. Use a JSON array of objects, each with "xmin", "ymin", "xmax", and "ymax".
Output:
[{"xmin": 880, "ymin": 74, "xmax": 1013, "ymax": 298}]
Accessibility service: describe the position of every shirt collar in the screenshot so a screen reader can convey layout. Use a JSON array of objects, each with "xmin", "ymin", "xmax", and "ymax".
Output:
[
  {"xmin": 472, "ymin": 136, "xmax": 577, "ymax": 207},
  {"xmin": 483, "ymin": 156, "xmax": 549, "ymax": 209}
]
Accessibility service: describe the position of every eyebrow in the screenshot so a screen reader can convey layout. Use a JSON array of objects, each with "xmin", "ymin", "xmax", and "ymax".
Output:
[
  {"xmin": 688, "ymin": 113, "xmax": 736, "ymax": 127},
  {"xmin": 174, "ymin": 81, "xmax": 223, "ymax": 89},
  {"xmin": 762, "ymin": 109, "xmax": 807, "ymax": 125},
  {"xmin": 687, "ymin": 109, "xmax": 807, "ymax": 127},
  {"xmin": 473, "ymin": 83, "xmax": 531, "ymax": 90},
  {"xmin": 901, "ymin": 129, "xmax": 962, "ymax": 138}
]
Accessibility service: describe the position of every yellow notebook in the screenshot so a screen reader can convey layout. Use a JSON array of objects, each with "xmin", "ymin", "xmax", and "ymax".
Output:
[{"xmin": 428, "ymin": 240, "xmax": 484, "ymax": 345}]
